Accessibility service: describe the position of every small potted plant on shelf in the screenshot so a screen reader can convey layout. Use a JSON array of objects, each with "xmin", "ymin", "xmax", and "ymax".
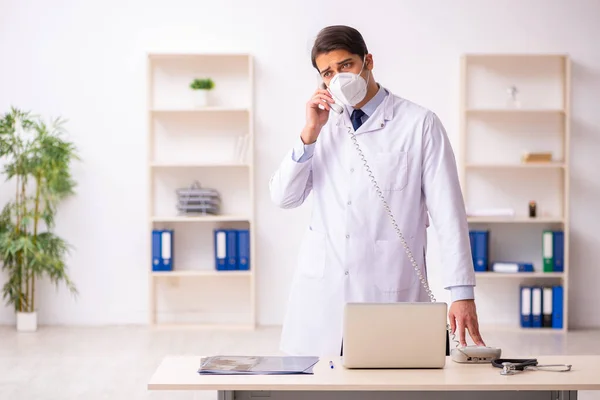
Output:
[
  {"xmin": 0, "ymin": 107, "xmax": 79, "ymax": 332},
  {"xmin": 189, "ymin": 78, "xmax": 215, "ymax": 108}
]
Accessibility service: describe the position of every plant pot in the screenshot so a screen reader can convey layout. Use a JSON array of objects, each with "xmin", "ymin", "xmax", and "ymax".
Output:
[
  {"xmin": 193, "ymin": 89, "xmax": 209, "ymax": 108},
  {"xmin": 16, "ymin": 311, "xmax": 37, "ymax": 332}
]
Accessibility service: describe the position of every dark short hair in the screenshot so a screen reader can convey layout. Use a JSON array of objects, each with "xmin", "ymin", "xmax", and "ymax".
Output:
[{"xmin": 311, "ymin": 25, "xmax": 368, "ymax": 71}]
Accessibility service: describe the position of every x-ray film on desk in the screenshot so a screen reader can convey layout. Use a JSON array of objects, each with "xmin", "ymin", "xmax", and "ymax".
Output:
[{"xmin": 198, "ymin": 355, "xmax": 319, "ymax": 375}]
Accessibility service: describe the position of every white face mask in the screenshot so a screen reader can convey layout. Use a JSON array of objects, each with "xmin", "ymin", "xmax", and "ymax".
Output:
[{"xmin": 327, "ymin": 57, "xmax": 370, "ymax": 107}]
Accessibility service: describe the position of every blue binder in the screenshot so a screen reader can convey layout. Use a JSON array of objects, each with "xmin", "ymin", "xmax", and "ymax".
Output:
[
  {"xmin": 214, "ymin": 229, "xmax": 228, "ymax": 271},
  {"xmin": 531, "ymin": 286, "xmax": 543, "ymax": 328},
  {"xmin": 214, "ymin": 229, "xmax": 238, "ymax": 271},
  {"xmin": 469, "ymin": 231, "xmax": 475, "ymax": 267},
  {"xmin": 470, "ymin": 230, "xmax": 489, "ymax": 272},
  {"xmin": 520, "ymin": 286, "xmax": 532, "ymax": 328},
  {"xmin": 152, "ymin": 229, "xmax": 173, "ymax": 271},
  {"xmin": 152, "ymin": 230, "xmax": 162, "ymax": 271},
  {"xmin": 542, "ymin": 286, "xmax": 553, "ymax": 328},
  {"xmin": 237, "ymin": 229, "xmax": 250, "ymax": 270},
  {"xmin": 552, "ymin": 285, "xmax": 563, "ymax": 329},
  {"xmin": 226, "ymin": 230, "xmax": 237, "ymax": 270},
  {"xmin": 491, "ymin": 262, "xmax": 534, "ymax": 273},
  {"xmin": 553, "ymin": 231, "xmax": 564, "ymax": 272}
]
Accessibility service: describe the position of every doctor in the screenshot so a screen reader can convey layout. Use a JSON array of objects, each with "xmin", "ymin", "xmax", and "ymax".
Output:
[{"xmin": 269, "ymin": 25, "xmax": 485, "ymax": 356}]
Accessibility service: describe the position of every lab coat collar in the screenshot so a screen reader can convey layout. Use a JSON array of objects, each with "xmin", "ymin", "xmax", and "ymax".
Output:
[
  {"xmin": 334, "ymin": 85, "xmax": 394, "ymax": 134},
  {"xmin": 343, "ymin": 84, "xmax": 387, "ymax": 119}
]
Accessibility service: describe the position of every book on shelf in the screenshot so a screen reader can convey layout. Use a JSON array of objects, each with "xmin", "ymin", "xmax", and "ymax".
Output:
[
  {"xmin": 214, "ymin": 228, "xmax": 250, "ymax": 271},
  {"xmin": 490, "ymin": 262, "xmax": 534, "ymax": 273},
  {"xmin": 520, "ymin": 285, "xmax": 563, "ymax": 329},
  {"xmin": 152, "ymin": 229, "xmax": 174, "ymax": 271},
  {"xmin": 521, "ymin": 151, "xmax": 553, "ymax": 163},
  {"xmin": 542, "ymin": 230, "xmax": 564, "ymax": 272},
  {"xmin": 469, "ymin": 230, "xmax": 489, "ymax": 271},
  {"xmin": 470, "ymin": 229, "xmax": 563, "ymax": 273}
]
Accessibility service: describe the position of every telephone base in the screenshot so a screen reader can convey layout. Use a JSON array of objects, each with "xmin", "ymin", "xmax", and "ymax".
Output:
[{"xmin": 450, "ymin": 346, "xmax": 502, "ymax": 364}]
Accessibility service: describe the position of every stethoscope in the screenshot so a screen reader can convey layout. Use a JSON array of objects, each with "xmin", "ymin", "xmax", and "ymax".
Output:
[{"xmin": 492, "ymin": 358, "xmax": 573, "ymax": 375}]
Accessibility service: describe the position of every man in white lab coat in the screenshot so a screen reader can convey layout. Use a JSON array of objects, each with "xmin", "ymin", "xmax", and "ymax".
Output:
[{"xmin": 269, "ymin": 25, "xmax": 485, "ymax": 356}]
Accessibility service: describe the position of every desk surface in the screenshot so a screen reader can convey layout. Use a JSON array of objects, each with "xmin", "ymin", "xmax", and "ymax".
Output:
[{"xmin": 148, "ymin": 355, "xmax": 600, "ymax": 391}]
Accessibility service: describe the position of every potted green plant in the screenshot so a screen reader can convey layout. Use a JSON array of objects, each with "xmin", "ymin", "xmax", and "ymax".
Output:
[
  {"xmin": 189, "ymin": 78, "xmax": 215, "ymax": 107},
  {"xmin": 0, "ymin": 107, "xmax": 79, "ymax": 332}
]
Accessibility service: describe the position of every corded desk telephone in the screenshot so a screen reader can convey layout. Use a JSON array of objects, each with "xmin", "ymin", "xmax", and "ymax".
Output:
[{"xmin": 320, "ymin": 86, "xmax": 502, "ymax": 364}]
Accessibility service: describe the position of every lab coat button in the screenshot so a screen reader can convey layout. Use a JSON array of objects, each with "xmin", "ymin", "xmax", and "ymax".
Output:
[
  {"xmin": 350, "ymin": 168, "xmax": 354, "ymax": 173},
  {"xmin": 345, "ymin": 234, "xmax": 350, "ymax": 239},
  {"xmin": 347, "ymin": 201, "xmax": 352, "ymax": 206},
  {"xmin": 345, "ymin": 271, "xmax": 349, "ymax": 276}
]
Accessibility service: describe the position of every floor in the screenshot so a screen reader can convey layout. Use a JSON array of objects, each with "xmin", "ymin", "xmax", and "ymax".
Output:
[{"xmin": 0, "ymin": 325, "xmax": 599, "ymax": 400}]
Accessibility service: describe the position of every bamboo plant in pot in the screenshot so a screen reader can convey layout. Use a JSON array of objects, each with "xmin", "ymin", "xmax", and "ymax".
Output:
[
  {"xmin": 189, "ymin": 78, "xmax": 215, "ymax": 107},
  {"xmin": 0, "ymin": 107, "xmax": 79, "ymax": 332}
]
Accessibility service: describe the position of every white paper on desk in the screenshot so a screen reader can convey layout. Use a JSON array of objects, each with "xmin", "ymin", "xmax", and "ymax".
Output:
[{"xmin": 198, "ymin": 355, "xmax": 319, "ymax": 375}]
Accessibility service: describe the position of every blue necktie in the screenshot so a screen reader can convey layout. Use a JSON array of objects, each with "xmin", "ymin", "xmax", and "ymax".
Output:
[{"xmin": 350, "ymin": 109, "xmax": 365, "ymax": 131}]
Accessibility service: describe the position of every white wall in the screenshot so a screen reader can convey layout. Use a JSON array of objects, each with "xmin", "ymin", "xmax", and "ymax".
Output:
[{"xmin": 0, "ymin": 0, "xmax": 599, "ymax": 329}]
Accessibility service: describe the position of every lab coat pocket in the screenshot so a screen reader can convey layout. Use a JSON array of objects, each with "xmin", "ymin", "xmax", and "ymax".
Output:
[
  {"xmin": 373, "ymin": 239, "xmax": 416, "ymax": 294},
  {"xmin": 374, "ymin": 151, "xmax": 408, "ymax": 191},
  {"xmin": 297, "ymin": 227, "xmax": 327, "ymax": 279}
]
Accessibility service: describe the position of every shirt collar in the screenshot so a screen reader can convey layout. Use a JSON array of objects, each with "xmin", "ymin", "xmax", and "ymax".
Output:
[{"xmin": 345, "ymin": 84, "xmax": 388, "ymax": 117}]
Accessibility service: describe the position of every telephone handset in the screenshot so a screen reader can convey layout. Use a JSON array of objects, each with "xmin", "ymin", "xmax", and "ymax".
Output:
[
  {"xmin": 318, "ymin": 83, "xmax": 344, "ymax": 114},
  {"xmin": 338, "ymin": 102, "xmax": 502, "ymax": 364}
]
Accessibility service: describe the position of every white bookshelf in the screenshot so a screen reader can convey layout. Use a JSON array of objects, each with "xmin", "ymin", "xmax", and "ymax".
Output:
[
  {"xmin": 147, "ymin": 53, "xmax": 255, "ymax": 329},
  {"xmin": 459, "ymin": 53, "xmax": 570, "ymax": 333}
]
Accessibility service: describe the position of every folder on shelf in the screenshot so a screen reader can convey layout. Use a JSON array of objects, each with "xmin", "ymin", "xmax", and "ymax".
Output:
[
  {"xmin": 532, "ymin": 287, "xmax": 542, "ymax": 328},
  {"xmin": 552, "ymin": 285, "xmax": 564, "ymax": 329},
  {"xmin": 198, "ymin": 355, "xmax": 319, "ymax": 375},
  {"xmin": 543, "ymin": 287, "xmax": 553, "ymax": 328},
  {"xmin": 152, "ymin": 230, "xmax": 161, "ymax": 271},
  {"xmin": 214, "ymin": 229, "xmax": 238, "ymax": 271},
  {"xmin": 553, "ymin": 231, "xmax": 564, "ymax": 272},
  {"xmin": 469, "ymin": 230, "xmax": 489, "ymax": 272},
  {"xmin": 520, "ymin": 284, "xmax": 563, "ymax": 329},
  {"xmin": 520, "ymin": 286, "xmax": 532, "ymax": 328},
  {"xmin": 542, "ymin": 230, "xmax": 564, "ymax": 272},
  {"xmin": 237, "ymin": 229, "xmax": 250, "ymax": 271},
  {"xmin": 491, "ymin": 262, "xmax": 534, "ymax": 273},
  {"xmin": 542, "ymin": 230, "xmax": 553, "ymax": 272},
  {"xmin": 152, "ymin": 229, "xmax": 173, "ymax": 271},
  {"xmin": 521, "ymin": 151, "xmax": 553, "ymax": 163}
]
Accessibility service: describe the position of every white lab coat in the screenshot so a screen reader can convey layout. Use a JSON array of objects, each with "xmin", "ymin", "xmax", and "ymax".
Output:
[{"xmin": 269, "ymin": 88, "xmax": 475, "ymax": 357}]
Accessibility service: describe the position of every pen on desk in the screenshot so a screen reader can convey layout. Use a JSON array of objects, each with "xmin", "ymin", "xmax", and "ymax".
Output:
[{"xmin": 329, "ymin": 360, "xmax": 334, "ymax": 369}]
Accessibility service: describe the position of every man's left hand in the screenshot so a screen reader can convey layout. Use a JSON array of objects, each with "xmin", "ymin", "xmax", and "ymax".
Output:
[{"xmin": 448, "ymin": 299, "xmax": 485, "ymax": 347}]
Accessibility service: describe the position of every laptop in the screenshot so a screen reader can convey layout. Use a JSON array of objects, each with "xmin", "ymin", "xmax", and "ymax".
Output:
[{"xmin": 341, "ymin": 302, "xmax": 448, "ymax": 369}]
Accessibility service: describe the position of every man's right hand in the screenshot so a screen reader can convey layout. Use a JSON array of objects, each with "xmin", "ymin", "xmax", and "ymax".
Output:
[{"xmin": 301, "ymin": 88, "xmax": 334, "ymax": 144}]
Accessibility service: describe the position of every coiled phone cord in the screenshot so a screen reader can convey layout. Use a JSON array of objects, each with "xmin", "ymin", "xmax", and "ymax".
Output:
[{"xmin": 346, "ymin": 124, "xmax": 461, "ymax": 351}]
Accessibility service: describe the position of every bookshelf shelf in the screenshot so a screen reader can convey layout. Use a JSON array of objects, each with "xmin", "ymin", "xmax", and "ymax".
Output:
[
  {"xmin": 148, "ymin": 52, "xmax": 252, "ymax": 61},
  {"xmin": 465, "ymin": 108, "xmax": 565, "ymax": 115},
  {"xmin": 150, "ymin": 162, "xmax": 251, "ymax": 168},
  {"xmin": 151, "ymin": 215, "xmax": 251, "ymax": 223},
  {"xmin": 465, "ymin": 162, "xmax": 565, "ymax": 169},
  {"xmin": 467, "ymin": 216, "xmax": 564, "ymax": 224},
  {"xmin": 460, "ymin": 53, "xmax": 570, "ymax": 333},
  {"xmin": 154, "ymin": 323, "xmax": 255, "ymax": 331},
  {"xmin": 152, "ymin": 270, "xmax": 252, "ymax": 278},
  {"xmin": 480, "ymin": 324, "xmax": 566, "ymax": 334},
  {"xmin": 151, "ymin": 107, "xmax": 250, "ymax": 113},
  {"xmin": 147, "ymin": 52, "xmax": 256, "ymax": 329},
  {"xmin": 476, "ymin": 272, "xmax": 564, "ymax": 279}
]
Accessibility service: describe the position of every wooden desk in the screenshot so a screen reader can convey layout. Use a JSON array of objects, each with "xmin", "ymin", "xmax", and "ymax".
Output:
[{"xmin": 148, "ymin": 355, "xmax": 600, "ymax": 400}]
